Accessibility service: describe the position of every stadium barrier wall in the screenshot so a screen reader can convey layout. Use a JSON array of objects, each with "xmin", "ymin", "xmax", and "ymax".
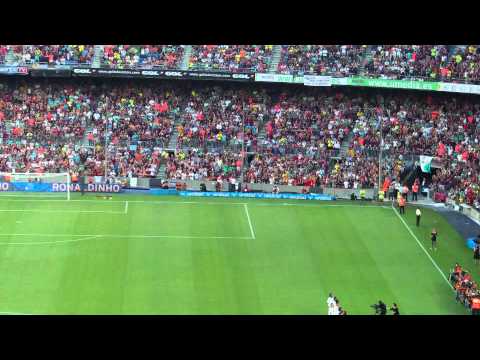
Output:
[
  {"xmin": 448, "ymin": 201, "xmax": 480, "ymax": 224},
  {"xmin": 0, "ymin": 182, "xmax": 122, "ymax": 193},
  {"xmin": 167, "ymin": 179, "xmax": 375, "ymax": 199},
  {"xmin": 0, "ymin": 179, "xmax": 374, "ymax": 200},
  {"xmin": 178, "ymin": 191, "xmax": 335, "ymax": 201}
]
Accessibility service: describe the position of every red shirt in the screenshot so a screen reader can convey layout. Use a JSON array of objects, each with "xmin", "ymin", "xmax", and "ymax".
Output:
[{"xmin": 471, "ymin": 298, "xmax": 480, "ymax": 310}]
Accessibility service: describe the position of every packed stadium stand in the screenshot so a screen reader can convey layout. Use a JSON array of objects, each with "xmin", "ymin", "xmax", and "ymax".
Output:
[
  {"xmin": 2, "ymin": 45, "xmax": 480, "ymax": 82},
  {"xmin": 0, "ymin": 45, "xmax": 479, "ymax": 207},
  {"xmin": 189, "ymin": 45, "xmax": 273, "ymax": 72},
  {"xmin": 102, "ymin": 45, "xmax": 185, "ymax": 69},
  {"xmin": 277, "ymin": 45, "xmax": 364, "ymax": 76}
]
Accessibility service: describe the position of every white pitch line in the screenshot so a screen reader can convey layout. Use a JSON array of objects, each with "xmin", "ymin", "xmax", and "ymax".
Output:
[
  {"xmin": 0, "ymin": 311, "xmax": 34, "ymax": 315},
  {"xmin": 244, "ymin": 203, "xmax": 256, "ymax": 240},
  {"xmin": 0, "ymin": 194, "xmax": 66, "ymax": 198},
  {"xmin": 0, "ymin": 198, "xmax": 392, "ymax": 207},
  {"xmin": 391, "ymin": 203, "xmax": 454, "ymax": 291},
  {"xmin": 0, "ymin": 235, "xmax": 101, "ymax": 245},
  {"xmin": 0, "ymin": 199, "xmax": 248, "ymax": 206},
  {"xmin": 0, "ymin": 198, "xmax": 393, "ymax": 209},
  {"xmin": 254, "ymin": 203, "xmax": 391, "ymax": 209},
  {"xmin": 0, "ymin": 209, "xmax": 125, "ymax": 214},
  {"xmin": 0, "ymin": 234, "xmax": 252, "ymax": 246},
  {"xmin": 125, "ymin": 201, "xmax": 129, "ymax": 214}
]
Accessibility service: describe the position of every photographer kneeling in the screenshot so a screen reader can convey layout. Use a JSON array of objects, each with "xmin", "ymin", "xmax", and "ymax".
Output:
[{"xmin": 371, "ymin": 300, "xmax": 387, "ymax": 315}]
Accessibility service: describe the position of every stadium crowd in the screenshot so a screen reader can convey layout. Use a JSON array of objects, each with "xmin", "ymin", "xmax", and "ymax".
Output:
[
  {"xmin": 0, "ymin": 45, "xmax": 95, "ymax": 65},
  {"xmin": 363, "ymin": 45, "xmax": 480, "ymax": 83},
  {"xmin": 3, "ymin": 45, "xmax": 480, "ymax": 83},
  {"xmin": 0, "ymin": 78, "xmax": 479, "ymax": 198},
  {"xmin": 277, "ymin": 45, "xmax": 364, "ymax": 76},
  {"xmin": 450, "ymin": 263, "xmax": 480, "ymax": 315},
  {"xmin": 188, "ymin": 45, "xmax": 273, "ymax": 73},
  {"xmin": 175, "ymin": 86, "xmax": 267, "ymax": 149},
  {"xmin": 165, "ymin": 149, "xmax": 243, "ymax": 181},
  {"xmin": 364, "ymin": 45, "xmax": 450, "ymax": 80},
  {"xmin": 102, "ymin": 45, "xmax": 185, "ymax": 69},
  {"xmin": 0, "ymin": 79, "xmax": 182, "ymax": 177}
]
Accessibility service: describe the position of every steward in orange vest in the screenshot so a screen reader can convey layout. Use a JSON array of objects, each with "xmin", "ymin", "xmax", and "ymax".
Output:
[
  {"xmin": 402, "ymin": 185, "xmax": 409, "ymax": 201},
  {"xmin": 398, "ymin": 196, "xmax": 406, "ymax": 215},
  {"xmin": 412, "ymin": 183, "xmax": 419, "ymax": 201},
  {"xmin": 471, "ymin": 297, "xmax": 480, "ymax": 315}
]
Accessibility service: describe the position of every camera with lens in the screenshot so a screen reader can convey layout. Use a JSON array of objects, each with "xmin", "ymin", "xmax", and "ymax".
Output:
[
  {"xmin": 370, "ymin": 304, "xmax": 381, "ymax": 314},
  {"xmin": 370, "ymin": 301, "xmax": 387, "ymax": 315}
]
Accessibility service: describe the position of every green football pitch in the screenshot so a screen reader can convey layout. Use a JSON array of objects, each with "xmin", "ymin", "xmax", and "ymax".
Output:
[{"xmin": 0, "ymin": 193, "xmax": 476, "ymax": 315}]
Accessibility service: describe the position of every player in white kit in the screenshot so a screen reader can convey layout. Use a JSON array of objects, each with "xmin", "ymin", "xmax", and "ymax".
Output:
[
  {"xmin": 327, "ymin": 293, "xmax": 335, "ymax": 315},
  {"xmin": 332, "ymin": 297, "xmax": 340, "ymax": 315}
]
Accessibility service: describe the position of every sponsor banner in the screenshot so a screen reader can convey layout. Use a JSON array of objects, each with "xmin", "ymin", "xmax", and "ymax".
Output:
[
  {"xmin": 255, "ymin": 73, "xmax": 293, "ymax": 83},
  {"xmin": 162, "ymin": 70, "xmax": 184, "ymax": 78},
  {"xmin": 72, "ymin": 68, "xmax": 254, "ymax": 81},
  {"xmin": 182, "ymin": 71, "xmax": 254, "ymax": 81},
  {"xmin": 70, "ymin": 68, "xmax": 480, "ymax": 95},
  {"xmin": 293, "ymin": 75, "xmax": 305, "ymax": 84},
  {"xmin": 345, "ymin": 77, "xmax": 441, "ymax": 91},
  {"xmin": 30, "ymin": 68, "xmax": 71, "ymax": 77},
  {"xmin": 0, "ymin": 182, "xmax": 122, "ymax": 193},
  {"xmin": 52, "ymin": 183, "xmax": 122, "ymax": 193},
  {"xmin": 149, "ymin": 189, "xmax": 179, "ymax": 196},
  {"xmin": 179, "ymin": 191, "xmax": 335, "ymax": 201},
  {"xmin": 72, "ymin": 68, "xmax": 158, "ymax": 77},
  {"xmin": 438, "ymin": 82, "xmax": 480, "ymax": 95},
  {"xmin": 0, "ymin": 182, "xmax": 50, "ymax": 192},
  {"xmin": 0, "ymin": 66, "xmax": 28, "ymax": 75},
  {"xmin": 331, "ymin": 77, "xmax": 348, "ymax": 85},
  {"xmin": 303, "ymin": 75, "xmax": 332, "ymax": 87},
  {"xmin": 255, "ymin": 73, "xmax": 304, "ymax": 84}
]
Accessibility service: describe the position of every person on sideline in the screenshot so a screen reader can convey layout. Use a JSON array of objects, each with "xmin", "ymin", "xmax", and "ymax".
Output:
[
  {"xmin": 412, "ymin": 182, "xmax": 419, "ymax": 201},
  {"xmin": 431, "ymin": 228, "xmax": 438, "ymax": 251},
  {"xmin": 398, "ymin": 195, "xmax": 406, "ymax": 215},
  {"xmin": 474, "ymin": 244, "xmax": 480, "ymax": 265}
]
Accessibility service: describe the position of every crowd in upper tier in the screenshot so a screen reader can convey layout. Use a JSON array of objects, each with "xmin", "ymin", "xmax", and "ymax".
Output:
[
  {"xmin": 0, "ymin": 45, "xmax": 95, "ymax": 65},
  {"xmin": 2, "ymin": 45, "xmax": 480, "ymax": 83}
]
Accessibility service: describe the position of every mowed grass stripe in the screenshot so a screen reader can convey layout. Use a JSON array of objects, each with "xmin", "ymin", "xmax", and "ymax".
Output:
[
  {"xmin": 248, "ymin": 205, "xmax": 465, "ymax": 314},
  {"xmin": 0, "ymin": 196, "xmax": 472, "ymax": 314},
  {"xmin": 254, "ymin": 206, "xmax": 398, "ymax": 314}
]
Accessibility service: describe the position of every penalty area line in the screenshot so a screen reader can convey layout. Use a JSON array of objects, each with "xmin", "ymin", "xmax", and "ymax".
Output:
[
  {"xmin": 0, "ymin": 311, "xmax": 35, "ymax": 315},
  {"xmin": 244, "ymin": 203, "xmax": 256, "ymax": 240},
  {"xmin": 0, "ymin": 235, "xmax": 101, "ymax": 245},
  {"xmin": 0, "ymin": 209, "xmax": 125, "ymax": 214},
  {"xmin": 0, "ymin": 233, "xmax": 252, "ymax": 246}
]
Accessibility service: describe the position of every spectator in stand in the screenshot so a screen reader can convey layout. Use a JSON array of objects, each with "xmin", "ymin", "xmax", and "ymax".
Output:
[
  {"xmin": 189, "ymin": 45, "xmax": 273, "ymax": 73},
  {"xmin": 102, "ymin": 45, "xmax": 185, "ymax": 69},
  {"xmin": 4, "ymin": 45, "xmax": 96, "ymax": 65},
  {"xmin": 277, "ymin": 45, "xmax": 364, "ymax": 76},
  {"xmin": 165, "ymin": 148, "xmax": 243, "ymax": 181},
  {"xmin": 1, "ymin": 77, "xmax": 480, "ymax": 194},
  {"xmin": 364, "ymin": 45, "xmax": 449, "ymax": 80}
]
